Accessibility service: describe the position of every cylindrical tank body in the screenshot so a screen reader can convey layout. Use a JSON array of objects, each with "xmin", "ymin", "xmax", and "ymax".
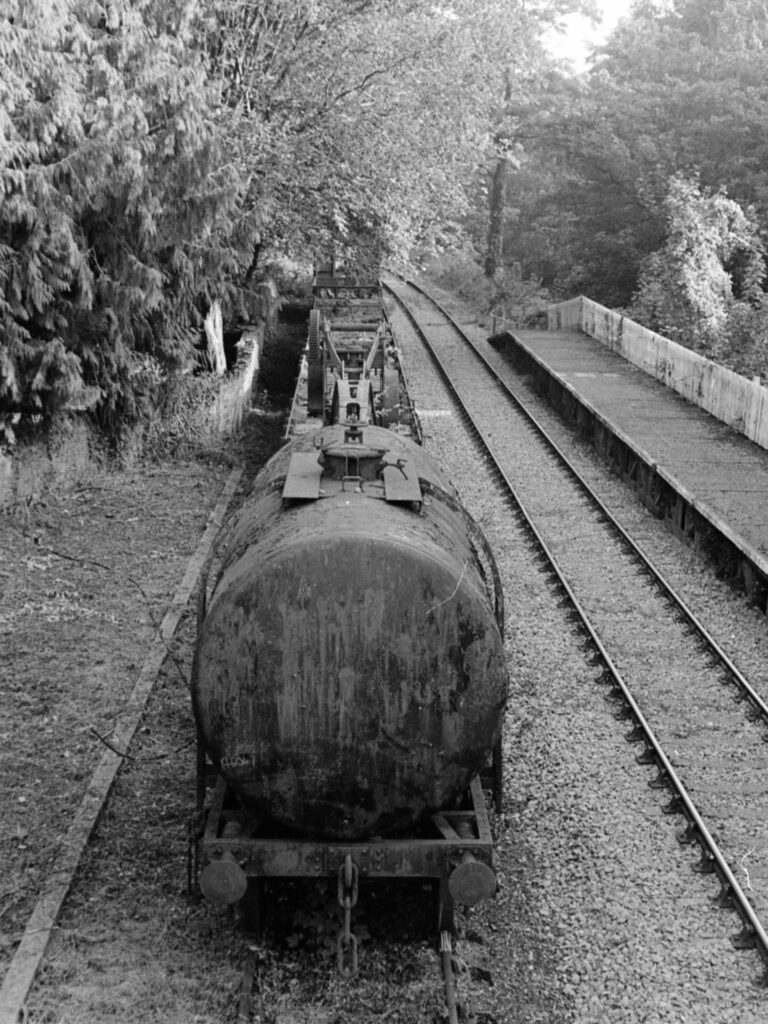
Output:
[{"xmin": 192, "ymin": 425, "xmax": 507, "ymax": 840}]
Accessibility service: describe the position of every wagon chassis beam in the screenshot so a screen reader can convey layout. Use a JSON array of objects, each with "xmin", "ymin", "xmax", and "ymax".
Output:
[{"xmin": 197, "ymin": 772, "xmax": 496, "ymax": 943}]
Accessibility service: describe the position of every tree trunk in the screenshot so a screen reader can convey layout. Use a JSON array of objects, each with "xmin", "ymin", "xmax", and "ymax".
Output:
[
  {"xmin": 485, "ymin": 156, "xmax": 510, "ymax": 280},
  {"xmin": 204, "ymin": 300, "xmax": 226, "ymax": 376}
]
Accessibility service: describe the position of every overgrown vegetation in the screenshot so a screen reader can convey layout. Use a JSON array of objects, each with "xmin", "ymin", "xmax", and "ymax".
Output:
[
  {"xmin": 423, "ymin": 250, "xmax": 551, "ymax": 328},
  {"xmin": 141, "ymin": 372, "xmax": 229, "ymax": 462},
  {"xmin": 486, "ymin": 0, "xmax": 768, "ymax": 378},
  {"xmin": 1, "ymin": 0, "xmax": 257, "ymax": 445},
  {"xmin": 1, "ymin": 0, "xmax": 581, "ymax": 445},
  {"xmin": 5, "ymin": 0, "xmax": 768, "ymax": 450}
]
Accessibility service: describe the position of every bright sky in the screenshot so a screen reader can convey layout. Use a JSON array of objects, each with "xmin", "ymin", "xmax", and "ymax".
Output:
[{"xmin": 546, "ymin": 0, "xmax": 634, "ymax": 70}]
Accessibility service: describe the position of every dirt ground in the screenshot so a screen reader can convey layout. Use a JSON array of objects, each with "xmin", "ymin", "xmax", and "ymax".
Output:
[
  {"xmin": 0, "ymin": 415, "xmax": 279, "ymax": 1021},
  {"xmin": 0, "ymin": 457, "xmax": 229, "ymax": 932},
  {"xmin": 0, "ymin": 453, "xmax": 233, "ymax": 915}
]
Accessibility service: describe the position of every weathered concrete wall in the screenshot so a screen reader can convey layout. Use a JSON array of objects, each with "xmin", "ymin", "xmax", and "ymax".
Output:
[
  {"xmin": 202, "ymin": 326, "xmax": 261, "ymax": 442},
  {"xmin": 200, "ymin": 280, "xmax": 279, "ymax": 441}
]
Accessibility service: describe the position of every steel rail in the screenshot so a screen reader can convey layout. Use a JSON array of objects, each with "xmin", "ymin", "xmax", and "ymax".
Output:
[
  {"xmin": 388, "ymin": 275, "xmax": 768, "ymax": 728},
  {"xmin": 238, "ymin": 949, "xmax": 257, "ymax": 1022},
  {"xmin": 440, "ymin": 930, "xmax": 460, "ymax": 1024},
  {"xmin": 383, "ymin": 276, "xmax": 768, "ymax": 981}
]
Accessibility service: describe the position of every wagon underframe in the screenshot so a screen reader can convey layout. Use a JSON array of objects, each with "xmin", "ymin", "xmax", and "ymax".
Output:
[{"xmin": 196, "ymin": 769, "xmax": 498, "ymax": 940}]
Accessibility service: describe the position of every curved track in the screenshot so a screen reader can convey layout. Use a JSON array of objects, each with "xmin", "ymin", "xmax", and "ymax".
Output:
[{"xmin": 384, "ymin": 274, "xmax": 768, "ymax": 984}]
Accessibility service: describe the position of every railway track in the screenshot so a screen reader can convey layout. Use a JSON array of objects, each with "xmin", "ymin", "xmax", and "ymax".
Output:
[
  {"xmin": 383, "ymin": 274, "xmax": 768, "ymax": 985},
  {"xmin": 7, "ymin": 276, "xmax": 767, "ymax": 1020},
  {"xmin": 235, "ymin": 927, "xmax": 464, "ymax": 1024}
]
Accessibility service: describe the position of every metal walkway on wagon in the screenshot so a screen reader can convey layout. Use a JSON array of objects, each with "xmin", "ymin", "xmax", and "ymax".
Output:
[{"xmin": 490, "ymin": 327, "xmax": 768, "ymax": 610}]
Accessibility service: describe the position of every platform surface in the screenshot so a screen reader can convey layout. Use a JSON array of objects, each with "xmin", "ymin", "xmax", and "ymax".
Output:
[{"xmin": 509, "ymin": 328, "xmax": 768, "ymax": 570}]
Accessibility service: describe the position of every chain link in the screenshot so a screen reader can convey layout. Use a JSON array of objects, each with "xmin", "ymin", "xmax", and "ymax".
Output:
[{"xmin": 336, "ymin": 854, "xmax": 359, "ymax": 976}]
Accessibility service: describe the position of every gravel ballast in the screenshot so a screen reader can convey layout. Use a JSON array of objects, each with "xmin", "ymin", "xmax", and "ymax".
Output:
[{"xmin": 386, "ymin": 285, "xmax": 768, "ymax": 1023}]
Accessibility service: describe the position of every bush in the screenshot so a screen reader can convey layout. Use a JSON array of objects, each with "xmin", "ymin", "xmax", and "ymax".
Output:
[
  {"xmin": 423, "ymin": 251, "xmax": 551, "ymax": 327},
  {"xmin": 721, "ymin": 301, "xmax": 768, "ymax": 380},
  {"xmin": 421, "ymin": 251, "xmax": 493, "ymax": 309}
]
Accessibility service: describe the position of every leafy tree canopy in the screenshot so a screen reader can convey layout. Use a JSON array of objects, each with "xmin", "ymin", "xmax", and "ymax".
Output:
[
  {"xmin": 1, "ymin": 0, "xmax": 587, "ymax": 440},
  {"xmin": 488, "ymin": 0, "xmax": 768, "ymax": 382},
  {"xmin": 630, "ymin": 175, "xmax": 764, "ymax": 350},
  {"xmin": 1, "ymin": 0, "xmax": 257, "ymax": 438}
]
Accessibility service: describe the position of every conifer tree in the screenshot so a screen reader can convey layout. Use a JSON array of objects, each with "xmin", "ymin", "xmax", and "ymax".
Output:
[{"xmin": 1, "ymin": 0, "xmax": 258, "ymax": 439}]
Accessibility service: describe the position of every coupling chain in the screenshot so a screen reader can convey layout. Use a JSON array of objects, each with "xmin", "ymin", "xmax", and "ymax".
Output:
[{"xmin": 336, "ymin": 853, "xmax": 359, "ymax": 976}]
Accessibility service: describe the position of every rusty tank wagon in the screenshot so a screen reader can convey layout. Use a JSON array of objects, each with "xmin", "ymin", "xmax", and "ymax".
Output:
[{"xmin": 192, "ymin": 264, "xmax": 507, "ymax": 964}]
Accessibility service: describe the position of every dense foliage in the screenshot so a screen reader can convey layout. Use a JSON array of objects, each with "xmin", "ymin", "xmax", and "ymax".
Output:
[
  {"xmin": 492, "ymin": 0, "xmax": 768, "ymax": 375},
  {"xmin": 1, "ymin": 0, "xmax": 258, "ymax": 440},
  {"xmin": 6, "ymin": 0, "xmax": 766, "ymax": 443},
  {"xmin": 1, "ymin": 0, "xmax": 582, "ymax": 441}
]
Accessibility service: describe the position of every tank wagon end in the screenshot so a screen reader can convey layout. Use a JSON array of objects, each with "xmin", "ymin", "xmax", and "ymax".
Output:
[{"xmin": 191, "ymin": 263, "xmax": 507, "ymax": 963}]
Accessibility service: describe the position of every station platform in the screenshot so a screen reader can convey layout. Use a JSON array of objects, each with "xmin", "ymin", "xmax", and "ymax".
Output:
[{"xmin": 490, "ymin": 327, "xmax": 768, "ymax": 612}]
